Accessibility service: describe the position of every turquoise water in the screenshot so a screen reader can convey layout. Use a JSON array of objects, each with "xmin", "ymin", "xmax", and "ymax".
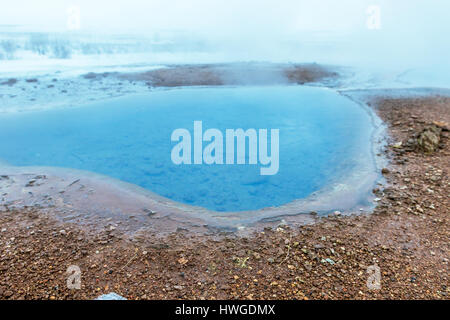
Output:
[{"xmin": 0, "ymin": 86, "xmax": 374, "ymax": 211}]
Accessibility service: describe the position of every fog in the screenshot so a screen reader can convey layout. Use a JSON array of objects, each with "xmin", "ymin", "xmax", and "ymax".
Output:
[
  {"xmin": 1, "ymin": 0, "xmax": 449, "ymax": 72},
  {"xmin": 2, "ymin": 0, "xmax": 448, "ymax": 34}
]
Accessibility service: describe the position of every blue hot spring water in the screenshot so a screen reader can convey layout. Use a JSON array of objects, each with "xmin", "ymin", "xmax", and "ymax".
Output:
[{"xmin": 0, "ymin": 86, "xmax": 374, "ymax": 212}]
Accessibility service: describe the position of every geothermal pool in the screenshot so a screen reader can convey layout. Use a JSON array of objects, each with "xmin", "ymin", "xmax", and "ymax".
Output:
[{"xmin": 0, "ymin": 86, "xmax": 377, "ymax": 212}]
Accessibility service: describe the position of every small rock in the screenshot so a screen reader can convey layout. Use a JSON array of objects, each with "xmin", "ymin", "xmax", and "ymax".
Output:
[
  {"xmin": 96, "ymin": 292, "xmax": 127, "ymax": 300},
  {"xmin": 25, "ymin": 179, "xmax": 36, "ymax": 187},
  {"xmin": 4, "ymin": 290, "xmax": 13, "ymax": 298},
  {"xmin": 143, "ymin": 208, "xmax": 157, "ymax": 216},
  {"xmin": 372, "ymin": 188, "xmax": 382, "ymax": 196},
  {"xmin": 392, "ymin": 142, "xmax": 403, "ymax": 149},
  {"xmin": 432, "ymin": 121, "xmax": 449, "ymax": 131}
]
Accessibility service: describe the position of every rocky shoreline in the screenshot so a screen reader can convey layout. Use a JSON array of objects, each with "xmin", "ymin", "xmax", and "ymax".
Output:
[
  {"xmin": 0, "ymin": 91, "xmax": 448, "ymax": 300},
  {"xmin": 0, "ymin": 62, "xmax": 341, "ymax": 114}
]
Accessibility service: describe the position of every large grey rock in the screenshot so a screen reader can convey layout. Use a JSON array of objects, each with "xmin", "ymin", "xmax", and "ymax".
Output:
[{"xmin": 417, "ymin": 125, "xmax": 442, "ymax": 153}]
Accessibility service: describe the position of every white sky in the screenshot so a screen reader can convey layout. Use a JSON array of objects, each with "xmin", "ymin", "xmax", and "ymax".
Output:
[
  {"xmin": 0, "ymin": 0, "xmax": 448, "ymax": 36},
  {"xmin": 1, "ymin": 0, "xmax": 449, "ymax": 68}
]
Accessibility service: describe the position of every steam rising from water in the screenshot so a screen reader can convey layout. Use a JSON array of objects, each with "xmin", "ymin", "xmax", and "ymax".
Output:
[{"xmin": 0, "ymin": 0, "xmax": 449, "ymax": 86}]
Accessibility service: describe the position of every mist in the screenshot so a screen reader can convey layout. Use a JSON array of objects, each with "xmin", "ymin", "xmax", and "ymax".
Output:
[{"xmin": 0, "ymin": 0, "xmax": 449, "ymax": 73}]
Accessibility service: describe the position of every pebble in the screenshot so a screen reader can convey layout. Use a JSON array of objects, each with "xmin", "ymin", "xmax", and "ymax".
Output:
[
  {"xmin": 96, "ymin": 293, "xmax": 127, "ymax": 300},
  {"xmin": 392, "ymin": 142, "xmax": 403, "ymax": 149},
  {"xmin": 144, "ymin": 209, "xmax": 157, "ymax": 216}
]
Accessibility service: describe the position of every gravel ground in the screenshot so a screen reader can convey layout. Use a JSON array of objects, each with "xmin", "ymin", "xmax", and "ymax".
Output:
[{"xmin": 0, "ymin": 94, "xmax": 448, "ymax": 300}]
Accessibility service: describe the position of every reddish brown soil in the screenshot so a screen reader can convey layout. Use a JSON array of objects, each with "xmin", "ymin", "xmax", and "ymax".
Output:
[
  {"xmin": 0, "ymin": 95, "xmax": 448, "ymax": 300},
  {"xmin": 116, "ymin": 63, "xmax": 339, "ymax": 87}
]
